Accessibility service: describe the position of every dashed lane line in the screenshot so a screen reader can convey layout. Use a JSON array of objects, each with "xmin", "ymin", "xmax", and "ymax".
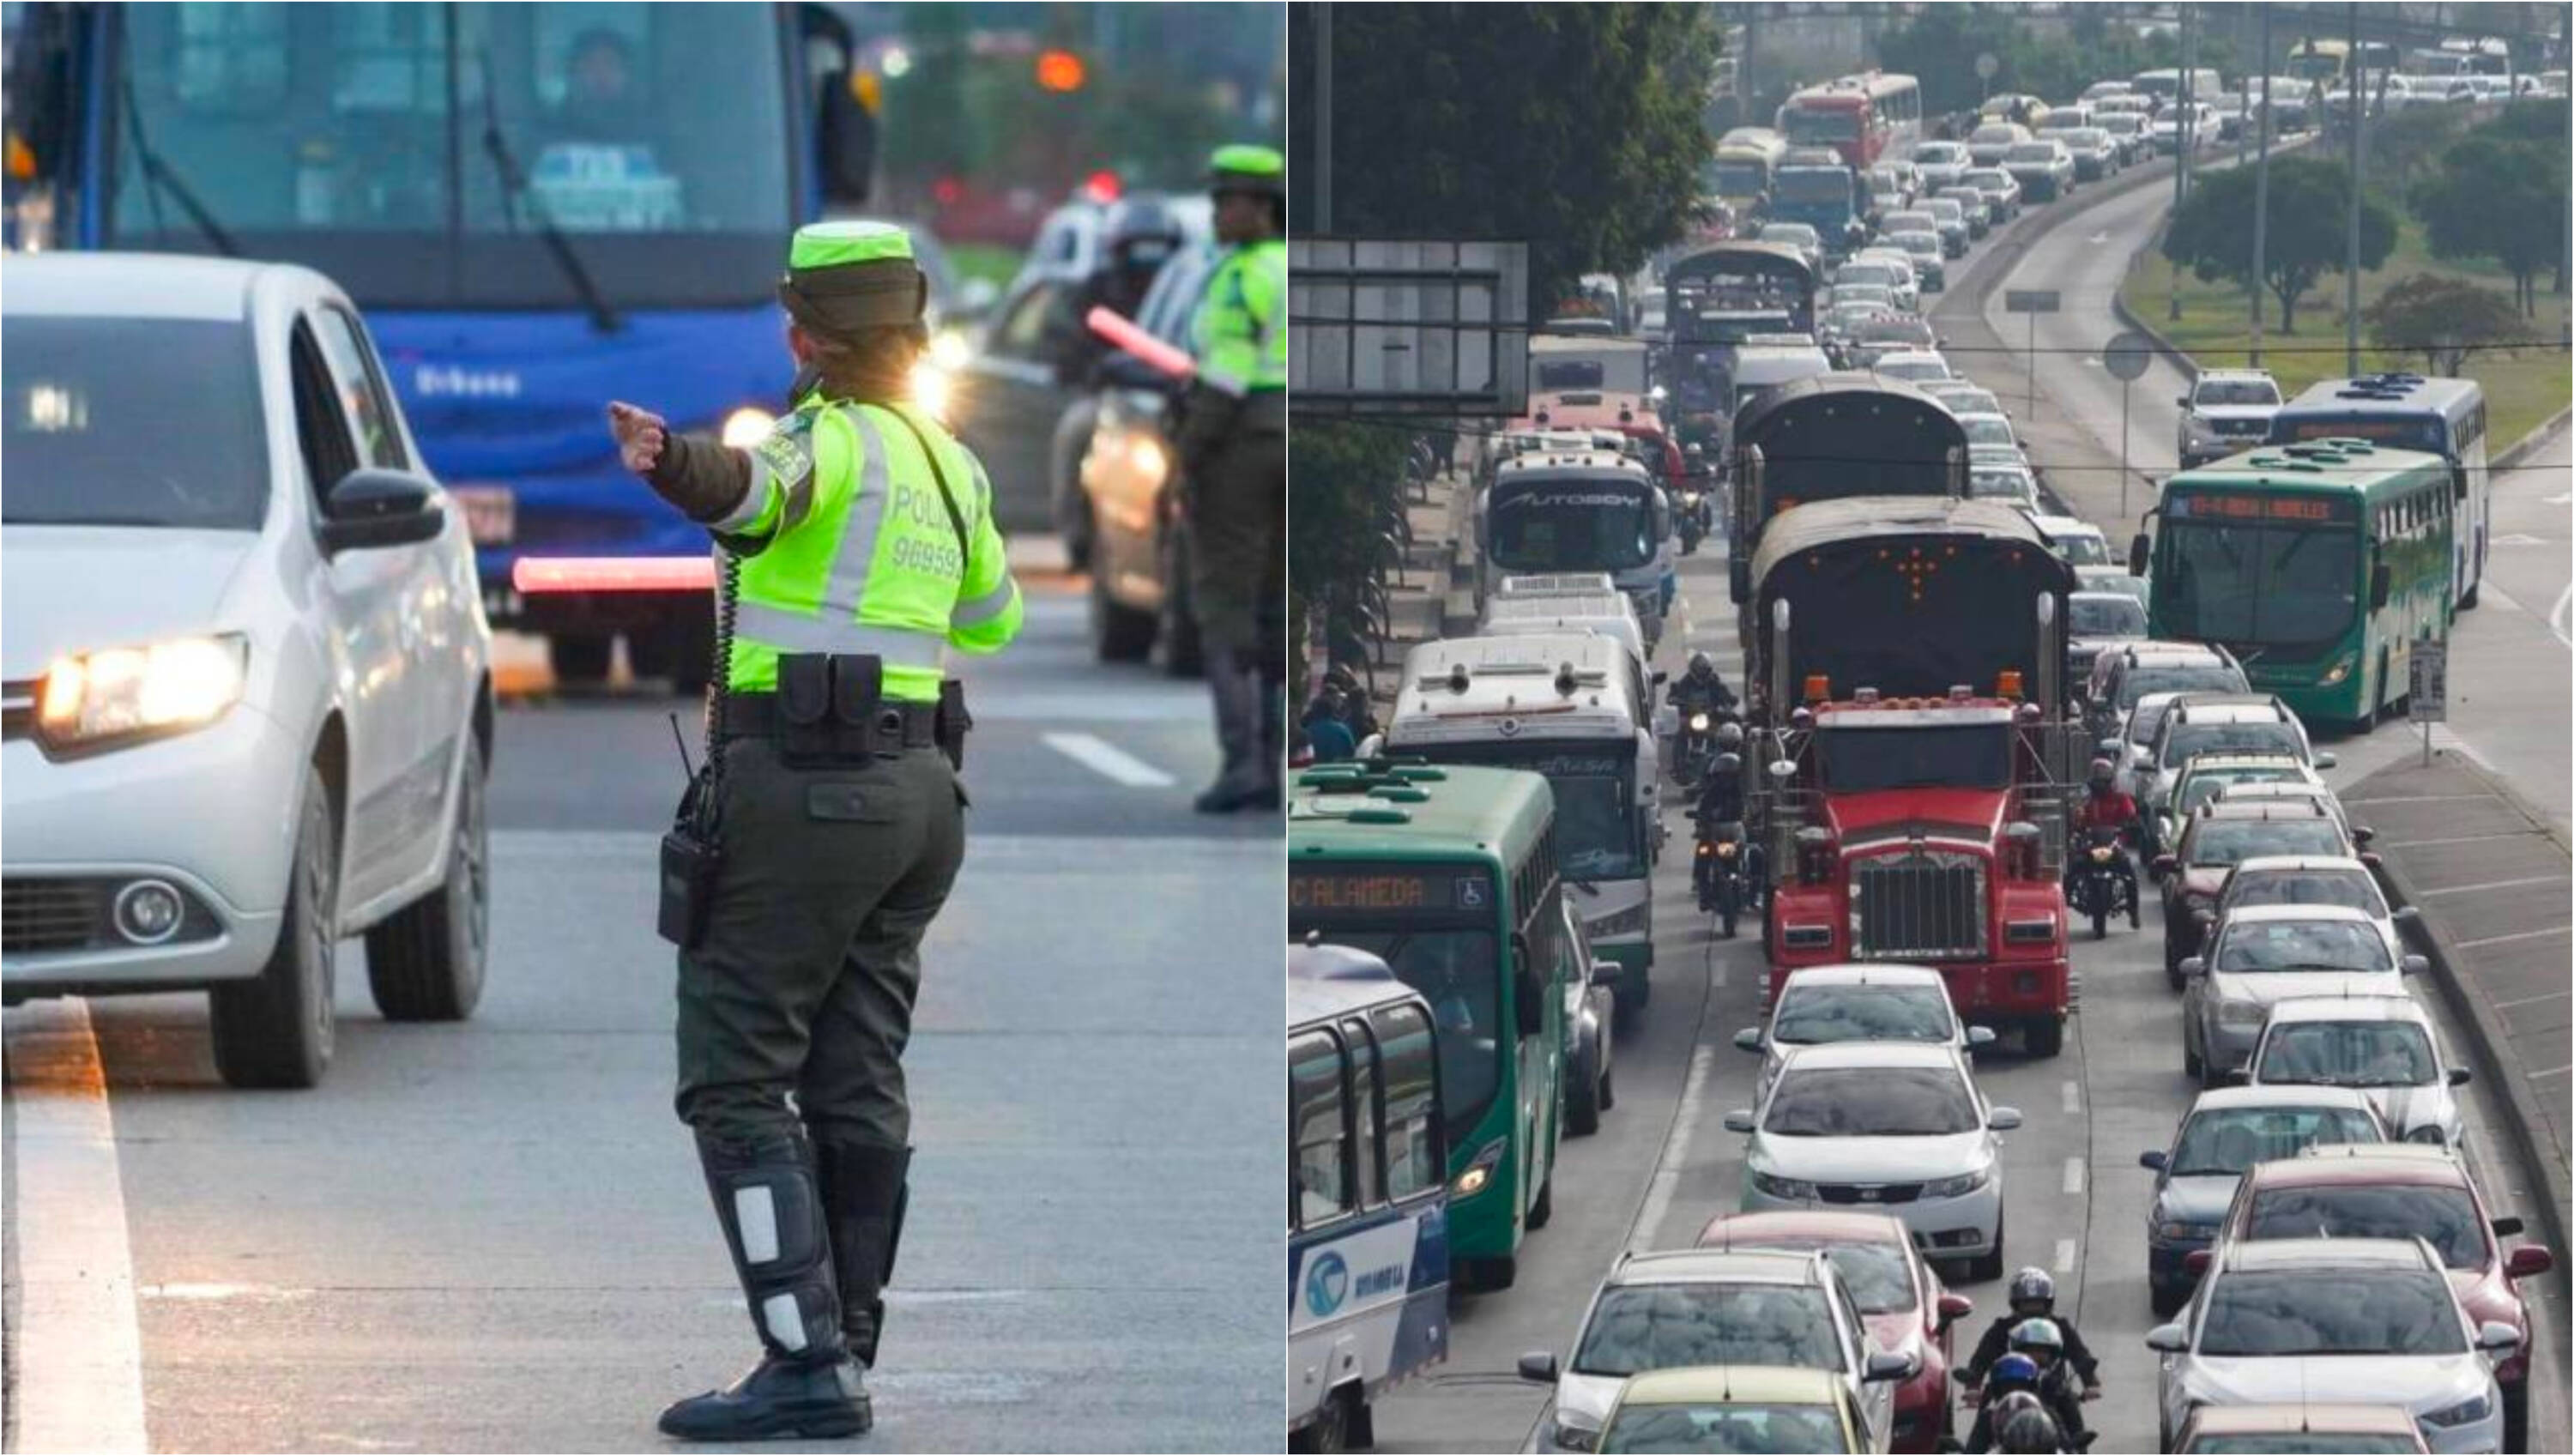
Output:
[
  {"xmin": 1039, "ymin": 731, "xmax": 1176, "ymax": 788},
  {"xmin": 2061, "ymin": 1080, "xmax": 2082, "ymax": 1115},
  {"xmin": 2054, "ymin": 1238, "xmax": 2080, "ymax": 1274},
  {"xmin": 4, "ymin": 999, "xmax": 149, "ymax": 1454},
  {"xmin": 2062, "ymin": 1157, "xmax": 2086, "ymax": 1197},
  {"xmin": 2451, "ymin": 926, "xmax": 2572, "ymax": 951},
  {"xmin": 2411, "ymin": 875, "xmax": 2569, "ymax": 897},
  {"xmin": 1631, "ymin": 1045, "xmax": 1717, "ymax": 1256}
]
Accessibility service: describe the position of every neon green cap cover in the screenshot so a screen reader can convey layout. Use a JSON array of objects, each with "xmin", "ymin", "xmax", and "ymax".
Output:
[
  {"xmin": 789, "ymin": 220, "xmax": 915, "ymax": 272},
  {"xmin": 1209, "ymin": 143, "xmax": 1285, "ymax": 180}
]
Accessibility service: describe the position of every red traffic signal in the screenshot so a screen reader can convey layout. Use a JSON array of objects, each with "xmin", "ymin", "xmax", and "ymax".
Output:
[{"xmin": 1035, "ymin": 49, "xmax": 1086, "ymax": 93}]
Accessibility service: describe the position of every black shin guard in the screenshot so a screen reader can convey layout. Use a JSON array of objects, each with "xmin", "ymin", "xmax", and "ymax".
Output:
[
  {"xmin": 813, "ymin": 1139, "xmax": 911, "ymax": 1368},
  {"xmin": 695, "ymin": 1129, "xmax": 846, "ymax": 1363}
]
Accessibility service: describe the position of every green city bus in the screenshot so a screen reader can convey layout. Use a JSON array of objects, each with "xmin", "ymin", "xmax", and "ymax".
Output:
[
  {"xmin": 2140, "ymin": 439, "xmax": 2454, "ymax": 728},
  {"xmin": 1288, "ymin": 764, "xmax": 1567, "ymax": 1291}
]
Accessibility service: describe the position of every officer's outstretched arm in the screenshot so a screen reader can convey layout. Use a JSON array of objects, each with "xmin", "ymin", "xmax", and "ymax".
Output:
[{"xmin": 948, "ymin": 455, "xmax": 1023, "ymax": 654}]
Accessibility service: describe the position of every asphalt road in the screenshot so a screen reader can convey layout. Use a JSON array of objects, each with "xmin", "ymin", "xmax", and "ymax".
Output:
[
  {"xmin": 1370, "ymin": 152, "xmax": 2570, "ymax": 1455},
  {"xmin": 2, "ymin": 582, "xmax": 1282, "ymax": 1453}
]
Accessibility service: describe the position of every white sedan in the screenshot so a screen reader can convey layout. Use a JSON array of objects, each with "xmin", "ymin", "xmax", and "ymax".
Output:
[
  {"xmin": 2183, "ymin": 903, "xmax": 2419, "ymax": 1086},
  {"xmin": 1725, "ymin": 1042, "xmax": 2020, "ymax": 1281},
  {"xmin": 3, "ymin": 254, "xmax": 494, "ymax": 1088},
  {"xmin": 1732, "ymin": 963, "xmax": 1997, "ymax": 1094}
]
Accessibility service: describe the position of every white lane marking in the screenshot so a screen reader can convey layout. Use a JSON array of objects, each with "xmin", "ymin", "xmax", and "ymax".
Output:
[
  {"xmin": 2378, "ymin": 832, "xmax": 2540, "ymax": 850},
  {"xmin": 2453, "ymin": 926, "xmax": 2572, "ymax": 951},
  {"xmin": 2054, "ymin": 1238, "xmax": 2080, "ymax": 1273},
  {"xmin": 2061, "ymin": 1080, "xmax": 2082, "ymax": 1115},
  {"xmin": 1633, "ymin": 1045, "xmax": 1718, "ymax": 1254},
  {"xmin": 2414, "ymin": 874, "xmax": 2571, "ymax": 897},
  {"xmin": 2526, "ymin": 1060, "xmax": 2572, "ymax": 1078},
  {"xmin": 1039, "ymin": 731, "xmax": 1175, "ymax": 788},
  {"xmin": 2491, "ymin": 534, "xmax": 2549, "ymax": 547},
  {"xmin": 1711, "ymin": 956, "xmax": 1730, "ymax": 989},
  {"xmin": 6, "ymin": 999, "xmax": 150, "ymax": 1454},
  {"xmin": 2550, "ymin": 583, "xmax": 2574, "ymax": 649},
  {"xmin": 2062, "ymin": 1157, "xmax": 2086, "ymax": 1196},
  {"xmin": 2490, "ymin": 988, "xmax": 2573, "ymax": 1012}
]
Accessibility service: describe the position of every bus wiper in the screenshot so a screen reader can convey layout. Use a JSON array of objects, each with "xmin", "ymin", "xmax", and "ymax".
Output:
[
  {"xmin": 478, "ymin": 52, "xmax": 620, "ymax": 335},
  {"xmin": 117, "ymin": 73, "xmax": 237, "ymax": 256}
]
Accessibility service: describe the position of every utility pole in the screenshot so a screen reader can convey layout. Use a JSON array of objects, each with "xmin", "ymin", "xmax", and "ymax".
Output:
[
  {"xmin": 1314, "ymin": 2, "xmax": 1332, "ymax": 234},
  {"xmin": 2171, "ymin": 3, "xmax": 2196, "ymax": 322},
  {"xmin": 2252, "ymin": 3, "xmax": 2275, "ymax": 366},
  {"xmin": 2346, "ymin": 0, "xmax": 2363, "ymax": 375}
]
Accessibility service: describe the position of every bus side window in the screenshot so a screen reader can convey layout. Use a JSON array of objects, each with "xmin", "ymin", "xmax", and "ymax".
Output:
[
  {"xmin": 1291, "ymin": 1030, "xmax": 1352, "ymax": 1229},
  {"xmin": 1375, "ymin": 1003, "xmax": 1445, "ymax": 1201},
  {"xmin": 1341, "ymin": 1018, "xmax": 1385, "ymax": 1209}
]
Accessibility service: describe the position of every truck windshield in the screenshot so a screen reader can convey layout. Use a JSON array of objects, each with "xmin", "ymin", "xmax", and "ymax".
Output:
[
  {"xmin": 1773, "ymin": 169, "xmax": 1851, "ymax": 204},
  {"xmin": 2, "ymin": 317, "xmax": 269, "ymax": 529},
  {"xmin": 105, "ymin": 3, "xmax": 794, "ymax": 310},
  {"xmin": 2160, "ymin": 522, "xmax": 2361, "ymax": 654},
  {"xmin": 1489, "ymin": 481, "xmax": 1656, "ymax": 572},
  {"xmin": 1816, "ymin": 723, "xmax": 2012, "ymax": 792}
]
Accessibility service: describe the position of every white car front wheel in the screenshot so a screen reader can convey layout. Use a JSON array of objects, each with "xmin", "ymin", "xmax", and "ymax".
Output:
[
  {"xmin": 209, "ymin": 762, "xmax": 340, "ymax": 1089},
  {"xmin": 366, "ymin": 733, "xmax": 489, "ymax": 1022}
]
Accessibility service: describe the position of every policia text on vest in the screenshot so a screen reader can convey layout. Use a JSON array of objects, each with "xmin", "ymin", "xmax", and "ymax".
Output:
[{"xmin": 606, "ymin": 220, "xmax": 1022, "ymax": 1443}]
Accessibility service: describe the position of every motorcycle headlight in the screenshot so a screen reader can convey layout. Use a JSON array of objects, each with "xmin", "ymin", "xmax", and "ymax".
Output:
[
  {"xmin": 1922, "ymin": 1164, "xmax": 1994, "ymax": 1199},
  {"xmin": 1696, "ymin": 840, "xmax": 1715, "ymax": 859},
  {"xmin": 1715, "ymin": 841, "xmax": 1739, "ymax": 858},
  {"xmin": 720, "ymin": 406, "xmax": 776, "ymax": 449},
  {"xmin": 909, "ymin": 360, "xmax": 955, "ymax": 423},
  {"xmin": 36, "ymin": 634, "xmax": 249, "ymax": 755},
  {"xmin": 1689, "ymin": 712, "xmax": 1712, "ymax": 731},
  {"xmin": 2217, "ymin": 998, "xmax": 2268, "ymax": 1027},
  {"xmin": 2421, "ymin": 1391, "xmax": 2492, "ymax": 1429},
  {"xmin": 1682, "ymin": 491, "xmax": 1701, "ymax": 506},
  {"xmin": 1750, "ymin": 1169, "xmax": 1819, "ymax": 1200},
  {"xmin": 2318, "ymin": 653, "xmax": 2357, "ymax": 686},
  {"xmin": 2089, "ymin": 845, "xmax": 2115, "ymax": 862}
]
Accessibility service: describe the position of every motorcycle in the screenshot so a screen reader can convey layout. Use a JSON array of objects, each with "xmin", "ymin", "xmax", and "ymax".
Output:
[
  {"xmin": 2064, "ymin": 826, "xmax": 2138, "ymax": 939},
  {"xmin": 1673, "ymin": 710, "xmax": 1716, "ymax": 785},
  {"xmin": 1692, "ymin": 817, "xmax": 1757, "ymax": 938},
  {"xmin": 1677, "ymin": 491, "xmax": 1705, "ymax": 554}
]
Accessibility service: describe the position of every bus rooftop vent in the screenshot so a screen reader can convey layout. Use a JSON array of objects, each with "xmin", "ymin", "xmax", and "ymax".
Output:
[
  {"xmin": 1374, "ymin": 787, "xmax": 1431, "ymax": 803},
  {"xmin": 1345, "ymin": 807, "xmax": 1414, "ymax": 825}
]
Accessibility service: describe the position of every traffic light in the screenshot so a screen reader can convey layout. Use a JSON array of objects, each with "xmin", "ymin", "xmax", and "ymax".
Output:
[{"xmin": 1035, "ymin": 48, "xmax": 1086, "ymax": 93}]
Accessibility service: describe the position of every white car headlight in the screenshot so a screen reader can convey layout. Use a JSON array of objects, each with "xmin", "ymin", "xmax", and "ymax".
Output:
[
  {"xmin": 2217, "ymin": 997, "xmax": 2268, "ymax": 1027},
  {"xmin": 720, "ymin": 406, "xmax": 776, "ymax": 449},
  {"xmin": 909, "ymin": 361, "xmax": 954, "ymax": 423},
  {"xmin": 2420, "ymin": 1391, "xmax": 2492, "ymax": 1428},
  {"xmin": 927, "ymin": 327, "xmax": 974, "ymax": 372},
  {"xmin": 1922, "ymin": 1164, "xmax": 1994, "ymax": 1199},
  {"xmin": 1550, "ymin": 1417, "xmax": 1601, "ymax": 1453},
  {"xmin": 1750, "ymin": 1168, "xmax": 1819, "ymax": 1200},
  {"xmin": 37, "ymin": 634, "xmax": 249, "ymax": 754}
]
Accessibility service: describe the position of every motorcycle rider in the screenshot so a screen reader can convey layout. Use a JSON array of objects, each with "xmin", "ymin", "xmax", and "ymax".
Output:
[
  {"xmin": 2006, "ymin": 1317, "xmax": 2093, "ymax": 1444},
  {"xmin": 2067, "ymin": 758, "xmax": 2142, "ymax": 923},
  {"xmin": 1961, "ymin": 1353, "xmax": 2047, "ymax": 1454},
  {"xmin": 1961, "ymin": 1268, "xmax": 2101, "ymax": 1399},
  {"xmin": 1669, "ymin": 652, "xmax": 1737, "ymax": 722},
  {"xmin": 1995, "ymin": 1400, "xmax": 2070, "ymax": 1454}
]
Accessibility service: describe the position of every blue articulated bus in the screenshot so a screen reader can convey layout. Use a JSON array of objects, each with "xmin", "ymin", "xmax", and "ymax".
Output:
[{"xmin": 5, "ymin": 2, "xmax": 880, "ymax": 684}]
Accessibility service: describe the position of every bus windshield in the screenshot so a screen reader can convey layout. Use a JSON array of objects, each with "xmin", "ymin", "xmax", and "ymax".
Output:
[
  {"xmin": 1710, "ymin": 159, "xmax": 1772, "ymax": 195},
  {"xmin": 2160, "ymin": 521, "xmax": 2361, "ymax": 654},
  {"xmin": 1489, "ymin": 482, "xmax": 1657, "ymax": 572},
  {"xmin": 1324, "ymin": 929, "xmax": 1502, "ymax": 1145},
  {"xmin": 1426, "ymin": 746, "xmax": 1644, "ymax": 879},
  {"xmin": 1783, "ymin": 106, "xmax": 1863, "ymax": 144},
  {"xmin": 105, "ymin": 3, "xmax": 794, "ymax": 310},
  {"xmin": 1773, "ymin": 168, "xmax": 1852, "ymax": 203}
]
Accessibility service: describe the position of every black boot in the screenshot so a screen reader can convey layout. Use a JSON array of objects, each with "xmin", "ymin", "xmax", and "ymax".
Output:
[
  {"xmin": 660, "ymin": 1129, "xmax": 872, "ymax": 1441},
  {"xmin": 813, "ymin": 1137, "xmax": 911, "ymax": 1369},
  {"xmin": 1195, "ymin": 648, "xmax": 1268, "ymax": 813}
]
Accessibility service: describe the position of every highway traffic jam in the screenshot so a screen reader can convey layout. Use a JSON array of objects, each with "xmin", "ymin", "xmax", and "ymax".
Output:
[{"xmin": 1290, "ymin": 58, "xmax": 2559, "ymax": 1456}]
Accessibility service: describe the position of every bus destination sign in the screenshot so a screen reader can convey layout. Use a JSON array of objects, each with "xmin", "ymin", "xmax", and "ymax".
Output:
[
  {"xmin": 2167, "ymin": 492, "xmax": 2357, "ymax": 523},
  {"xmin": 1290, "ymin": 865, "xmax": 1493, "ymax": 919}
]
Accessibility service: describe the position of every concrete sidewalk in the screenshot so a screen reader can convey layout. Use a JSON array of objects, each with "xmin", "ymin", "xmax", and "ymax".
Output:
[{"xmin": 2347, "ymin": 752, "xmax": 2572, "ymax": 1259}]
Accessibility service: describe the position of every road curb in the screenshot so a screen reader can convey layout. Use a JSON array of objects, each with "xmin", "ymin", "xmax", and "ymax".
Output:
[
  {"xmin": 2108, "ymin": 243, "xmax": 2202, "ymax": 385},
  {"xmin": 2366, "ymin": 766, "xmax": 2574, "ymax": 1278},
  {"xmin": 2496, "ymin": 402, "xmax": 2574, "ymax": 471}
]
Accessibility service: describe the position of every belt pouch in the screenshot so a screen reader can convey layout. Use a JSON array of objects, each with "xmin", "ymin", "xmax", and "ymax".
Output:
[
  {"xmin": 777, "ymin": 653, "xmax": 835, "ymax": 768},
  {"xmin": 935, "ymin": 680, "xmax": 971, "ymax": 772},
  {"xmin": 829, "ymin": 654, "xmax": 885, "ymax": 763}
]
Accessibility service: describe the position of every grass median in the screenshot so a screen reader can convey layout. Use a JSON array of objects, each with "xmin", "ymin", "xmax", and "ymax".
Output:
[{"xmin": 2120, "ymin": 217, "xmax": 2572, "ymax": 450}]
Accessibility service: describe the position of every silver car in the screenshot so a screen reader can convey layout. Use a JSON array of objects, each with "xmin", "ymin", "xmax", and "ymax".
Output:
[
  {"xmin": 3, "ymin": 255, "xmax": 494, "ymax": 1088},
  {"xmin": 2181, "ymin": 904, "xmax": 2419, "ymax": 1085}
]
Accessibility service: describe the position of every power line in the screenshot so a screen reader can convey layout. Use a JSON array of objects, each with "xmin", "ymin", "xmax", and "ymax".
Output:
[{"xmin": 1290, "ymin": 317, "xmax": 2574, "ymax": 355}]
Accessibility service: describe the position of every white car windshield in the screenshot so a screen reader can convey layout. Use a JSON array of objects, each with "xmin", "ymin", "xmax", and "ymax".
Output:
[
  {"xmin": 1573, "ymin": 1284, "xmax": 1844, "ymax": 1377},
  {"xmin": 1765, "ymin": 1066, "xmax": 1977, "ymax": 1135},
  {"xmin": 2188, "ymin": 819, "xmax": 2350, "ymax": 867},
  {"xmin": 2196, "ymin": 380, "xmax": 2282, "ymax": 407},
  {"xmin": 2217, "ymin": 919, "xmax": 2391, "ymax": 973},
  {"xmin": 1961, "ymin": 417, "xmax": 2016, "ymax": 447},
  {"xmin": 2259, "ymin": 1022, "xmax": 2438, "ymax": 1088},
  {"xmin": 1773, "ymin": 986, "xmax": 1955, "ymax": 1046},
  {"xmin": 2170, "ymin": 1105, "xmax": 2384, "ymax": 1175},
  {"xmin": 3, "ymin": 317, "xmax": 271, "ymax": 529},
  {"xmin": 2246, "ymin": 1186, "xmax": 2485, "ymax": 1269},
  {"xmin": 2228, "ymin": 869, "xmax": 2385, "ymax": 915},
  {"xmin": 2196, "ymin": 1270, "xmax": 2466, "ymax": 1356}
]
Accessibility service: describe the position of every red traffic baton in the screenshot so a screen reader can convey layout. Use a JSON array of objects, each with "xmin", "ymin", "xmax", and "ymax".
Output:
[
  {"xmin": 512, "ymin": 556, "xmax": 715, "ymax": 595},
  {"xmin": 1085, "ymin": 305, "xmax": 1196, "ymax": 382}
]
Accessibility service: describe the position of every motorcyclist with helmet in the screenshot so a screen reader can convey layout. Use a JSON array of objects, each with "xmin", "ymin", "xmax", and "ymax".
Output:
[
  {"xmin": 1961, "ymin": 1269, "xmax": 2100, "ymax": 1404},
  {"xmin": 2067, "ymin": 757, "xmax": 2142, "ymax": 924},
  {"xmin": 1669, "ymin": 652, "xmax": 1737, "ymax": 722},
  {"xmin": 2005, "ymin": 1317, "xmax": 2092, "ymax": 1445}
]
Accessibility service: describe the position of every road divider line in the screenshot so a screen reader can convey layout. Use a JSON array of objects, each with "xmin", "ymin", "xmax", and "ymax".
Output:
[
  {"xmin": 1631, "ymin": 1045, "xmax": 1716, "ymax": 1255},
  {"xmin": 2453, "ymin": 926, "xmax": 2571, "ymax": 951},
  {"xmin": 2062, "ymin": 1157, "xmax": 2085, "ymax": 1197},
  {"xmin": 2490, "ymin": 988, "xmax": 2573, "ymax": 1013},
  {"xmin": 2061, "ymin": 1080, "xmax": 2081, "ymax": 1115},
  {"xmin": 2053, "ymin": 1238, "xmax": 2079, "ymax": 1274},
  {"xmin": 2379, "ymin": 831, "xmax": 2540, "ymax": 851},
  {"xmin": 5, "ymin": 999, "xmax": 150, "ymax": 1454},
  {"xmin": 2413, "ymin": 874, "xmax": 2568, "ymax": 897},
  {"xmin": 1039, "ymin": 731, "xmax": 1175, "ymax": 788}
]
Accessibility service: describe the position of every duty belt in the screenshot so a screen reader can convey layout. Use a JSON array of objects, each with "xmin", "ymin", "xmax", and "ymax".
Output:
[{"xmin": 717, "ymin": 692, "xmax": 940, "ymax": 750}]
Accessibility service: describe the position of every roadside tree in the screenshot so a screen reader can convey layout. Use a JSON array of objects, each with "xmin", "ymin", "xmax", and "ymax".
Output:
[
  {"xmin": 2161, "ymin": 157, "xmax": 2395, "ymax": 333},
  {"xmin": 2364, "ymin": 275, "xmax": 2536, "ymax": 376}
]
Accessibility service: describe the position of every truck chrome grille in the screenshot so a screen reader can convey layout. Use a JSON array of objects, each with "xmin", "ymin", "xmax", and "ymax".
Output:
[{"xmin": 1849, "ymin": 849, "xmax": 1985, "ymax": 960}]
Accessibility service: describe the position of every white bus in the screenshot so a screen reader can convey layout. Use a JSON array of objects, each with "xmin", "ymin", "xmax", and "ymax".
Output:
[
  {"xmin": 1471, "ymin": 449, "xmax": 1671, "ymax": 646},
  {"xmin": 1290, "ymin": 944, "xmax": 1451, "ymax": 1452},
  {"xmin": 2269, "ymin": 374, "xmax": 2493, "ymax": 608},
  {"xmin": 1382, "ymin": 633, "xmax": 1662, "ymax": 1006}
]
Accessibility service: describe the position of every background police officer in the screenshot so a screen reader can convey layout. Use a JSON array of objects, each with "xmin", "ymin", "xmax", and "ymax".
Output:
[
  {"xmin": 1176, "ymin": 143, "xmax": 1287, "ymax": 813},
  {"xmin": 605, "ymin": 220, "xmax": 1022, "ymax": 1441}
]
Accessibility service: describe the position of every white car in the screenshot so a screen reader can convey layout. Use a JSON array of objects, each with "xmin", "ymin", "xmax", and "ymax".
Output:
[
  {"xmin": 1910, "ymin": 140, "xmax": 1971, "ymax": 192},
  {"xmin": 1954, "ymin": 412, "xmax": 2019, "ymax": 451},
  {"xmin": 2176, "ymin": 369, "xmax": 2284, "ymax": 468},
  {"xmin": 3, "ymin": 254, "xmax": 494, "ymax": 1088},
  {"xmin": 2149, "ymin": 1237, "xmax": 2516, "ymax": 1454},
  {"xmin": 2182, "ymin": 904, "xmax": 2421, "ymax": 1085},
  {"xmin": 2027, "ymin": 513, "xmax": 2112, "ymax": 566},
  {"xmin": 1733, "ymin": 963, "xmax": 1997, "ymax": 1094},
  {"xmin": 1516, "ymin": 1247, "xmax": 1912, "ymax": 1453},
  {"xmin": 1870, "ymin": 349, "xmax": 1954, "ymax": 386},
  {"xmin": 2203, "ymin": 853, "xmax": 2412, "ymax": 953},
  {"xmin": 1851, "ymin": 247, "xmax": 1921, "ymax": 304},
  {"xmin": 2247, "ymin": 994, "xmax": 2470, "ymax": 1147},
  {"xmin": 1831, "ymin": 259, "xmax": 1917, "ymax": 314},
  {"xmin": 1725, "ymin": 1042, "xmax": 2021, "ymax": 1281}
]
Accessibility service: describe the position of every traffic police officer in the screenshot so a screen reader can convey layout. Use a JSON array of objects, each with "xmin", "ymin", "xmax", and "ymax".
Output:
[
  {"xmin": 1176, "ymin": 143, "xmax": 1287, "ymax": 813},
  {"xmin": 605, "ymin": 219, "xmax": 1023, "ymax": 1441}
]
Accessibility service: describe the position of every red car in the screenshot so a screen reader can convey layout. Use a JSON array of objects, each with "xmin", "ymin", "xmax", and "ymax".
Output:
[
  {"xmin": 1697, "ymin": 1209, "xmax": 1972, "ymax": 1452},
  {"xmin": 2202, "ymin": 1145, "xmax": 2554, "ymax": 1452}
]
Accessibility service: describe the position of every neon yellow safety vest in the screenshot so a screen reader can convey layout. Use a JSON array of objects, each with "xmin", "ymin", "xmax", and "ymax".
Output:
[
  {"xmin": 709, "ymin": 396, "xmax": 1022, "ymax": 699},
  {"xmin": 1192, "ymin": 237, "xmax": 1287, "ymax": 397}
]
